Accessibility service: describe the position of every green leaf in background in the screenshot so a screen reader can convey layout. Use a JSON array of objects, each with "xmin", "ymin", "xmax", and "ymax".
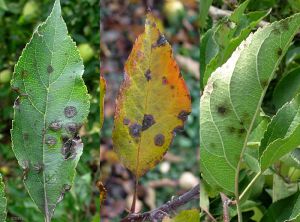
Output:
[
  {"xmin": 0, "ymin": 0, "xmax": 7, "ymax": 11},
  {"xmin": 200, "ymin": 0, "xmax": 270, "ymax": 89},
  {"xmin": 200, "ymin": 13, "xmax": 300, "ymax": 193},
  {"xmin": 168, "ymin": 209, "xmax": 200, "ymax": 222},
  {"xmin": 0, "ymin": 174, "xmax": 7, "ymax": 222},
  {"xmin": 273, "ymin": 67, "xmax": 300, "ymax": 110},
  {"xmin": 260, "ymin": 94, "xmax": 300, "ymax": 170},
  {"xmin": 272, "ymin": 174, "xmax": 298, "ymax": 202},
  {"xmin": 11, "ymin": 0, "xmax": 90, "ymax": 220},
  {"xmin": 199, "ymin": 0, "xmax": 213, "ymax": 29},
  {"xmin": 261, "ymin": 191, "xmax": 300, "ymax": 222}
]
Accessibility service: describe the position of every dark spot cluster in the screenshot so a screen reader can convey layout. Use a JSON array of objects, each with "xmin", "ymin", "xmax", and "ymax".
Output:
[
  {"xmin": 261, "ymin": 79, "xmax": 268, "ymax": 88},
  {"xmin": 33, "ymin": 163, "xmax": 44, "ymax": 173},
  {"xmin": 47, "ymin": 65, "xmax": 54, "ymax": 74},
  {"xmin": 227, "ymin": 126, "xmax": 246, "ymax": 137},
  {"xmin": 154, "ymin": 134, "xmax": 165, "ymax": 146},
  {"xmin": 277, "ymin": 48, "xmax": 282, "ymax": 57},
  {"xmin": 65, "ymin": 122, "xmax": 80, "ymax": 135},
  {"xmin": 64, "ymin": 106, "xmax": 77, "ymax": 118},
  {"xmin": 178, "ymin": 110, "xmax": 190, "ymax": 121},
  {"xmin": 129, "ymin": 123, "xmax": 142, "ymax": 138},
  {"xmin": 142, "ymin": 114, "xmax": 155, "ymax": 131},
  {"xmin": 145, "ymin": 69, "xmax": 151, "ymax": 81}
]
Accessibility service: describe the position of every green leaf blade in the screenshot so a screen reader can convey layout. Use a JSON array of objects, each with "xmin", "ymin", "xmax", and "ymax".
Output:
[
  {"xmin": 260, "ymin": 94, "xmax": 300, "ymax": 170},
  {"xmin": 11, "ymin": 0, "xmax": 90, "ymax": 218},
  {"xmin": 200, "ymin": 14, "xmax": 300, "ymax": 193},
  {"xmin": 0, "ymin": 174, "xmax": 7, "ymax": 222}
]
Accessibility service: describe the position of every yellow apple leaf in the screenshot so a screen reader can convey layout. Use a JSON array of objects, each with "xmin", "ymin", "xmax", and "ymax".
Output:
[{"xmin": 112, "ymin": 12, "xmax": 191, "ymax": 178}]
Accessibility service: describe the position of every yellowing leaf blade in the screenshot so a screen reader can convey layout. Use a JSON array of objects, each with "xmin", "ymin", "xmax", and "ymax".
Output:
[{"xmin": 112, "ymin": 13, "xmax": 191, "ymax": 178}]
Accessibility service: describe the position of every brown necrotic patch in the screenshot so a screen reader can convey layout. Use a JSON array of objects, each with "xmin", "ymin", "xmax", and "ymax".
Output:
[
  {"xmin": 173, "ymin": 125, "xmax": 184, "ymax": 135},
  {"xmin": 47, "ymin": 65, "xmax": 54, "ymax": 74},
  {"xmin": 33, "ymin": 163, "xmax": 44, "ymax": 173},
  {"xmin": 227, "ymin": 126, "xmax": 236, "ymax": 134},
  {"xmin": 123, "ymin": 118, "xmax": 130, "ymax": 125},
  {"xmin": 238, "ymin": 128, "xmax": 246, "ymax": 136},
  {"xmin": 154, "ymin": 134, "xmax": 165, "ymax": 146},
  {"xmin": 65, "ymin": 122, "xmax": 80, "ymax": 134},
  {"xmin": 142, "ymin": 114, "xmax": 155, "ymax": 131},
  {"xmin": 145, "ymin": 69, "xmax": 151, "ymax": 81},
  {"xmin": 64, "ymin": 106, "xmax": 77, "ymax": 118},
  {"xmin": 129, "ymin": 123, "xmax": 142, "ymax": 138},
  {"xmin": 49, "ymin": 121, "xmax": 62, "ymax": 131},
  {"xmin": 61, "ymin": 137, "xmax": 81, "ymax": 160},
  {"xmin": 178, "ymin": 110, "xmax": 190, "ymax": 121},
  {"xmin": 277, "ymin": 48, "xmax": 283, "ymax": 57},
  {"xmin": 21, "ymin": 70, "xmax": 28, "ymax": 78}
]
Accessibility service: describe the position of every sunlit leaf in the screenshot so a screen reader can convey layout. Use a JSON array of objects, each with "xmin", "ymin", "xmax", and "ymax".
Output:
[
  {"xmin": 112, "ymin": 13, "xmax": 191, "ymax": 178},
  {"xmin": 11, "ymin": 0, "xmax": 90, "ymax": 219},
  {"xmin": 200, "ymin": 14, "xmax": 300, "ymax": 193}
]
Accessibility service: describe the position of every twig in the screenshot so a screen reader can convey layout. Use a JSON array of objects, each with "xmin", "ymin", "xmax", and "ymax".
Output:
[
  {"xmin": 121, "ymin": 184, "xmax": 200, "ymax": 222},
  {"xmin": 208, "ymin": 5, "xmax": 270, "ymax": 27},
  {"xmin": 220, "ymin": 193, "xmax": 231, "ymax": 222}
]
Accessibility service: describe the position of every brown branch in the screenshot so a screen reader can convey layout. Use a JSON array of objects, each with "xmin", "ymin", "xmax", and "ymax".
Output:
[{"xmin": 121, "ymin": 184, "xmax": 200, "ymax": 222}]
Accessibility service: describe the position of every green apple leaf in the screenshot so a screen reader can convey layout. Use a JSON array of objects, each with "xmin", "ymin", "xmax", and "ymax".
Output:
[
  {"xmin": 200, "ymin": 13, "xmax": 300, "ymax": 193},
  {"xmin": 11, "ymin": 0, "xmax": 90, "ymax": 219}
]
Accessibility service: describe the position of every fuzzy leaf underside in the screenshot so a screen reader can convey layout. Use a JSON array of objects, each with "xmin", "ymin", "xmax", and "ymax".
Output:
[
  {"xmin": 260, "ymin": 94, "xmax": 300, "ymax": 170},
  {"xmin": 0, "ymin": 174, "xmax": 7, "ymax": 222},
  {"xmin": 11, "ymin": 0, "xmax": 90, "ymax": 218},
  {"xmin": 112, "ymin": 13, "xmax": 191, "ymax": 178},
  {"xmin": 200, "ymin": 13, "xmax": 300, "ymax": 193}
]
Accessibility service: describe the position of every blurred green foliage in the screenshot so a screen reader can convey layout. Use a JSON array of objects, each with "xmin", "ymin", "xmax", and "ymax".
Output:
[{"xmin": 0, "ymin": 0, "xmax": 99, "ymax": 220}]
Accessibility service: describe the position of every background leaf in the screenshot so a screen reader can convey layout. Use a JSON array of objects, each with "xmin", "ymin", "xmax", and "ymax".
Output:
[
  {"xmin": 100, "ymin": 75, "xmax": 106, "ymax": 129},
  {"xmin": 200, "ymin": 13, "xmax": 300, "ymax": 193},
  {"xmin": 0, "ymin": 174, "xmax": 6, "ymax": 222},
  {"xmin": 260, "ymin": 94, "xmax": 300, "ymax": 170},
  {"xmin": 200, "ymin": 0, "xmax": 269, "ymax": 89},
  {"xmin": 261, "ymin": 191, "xmax": 300, "ymax": 222},
  {"xmin": 11, "ymin": 0, "xmax": 90, "ymax": 219},
  {"xmin": 112, "ymin": 13, "xmax": 191, "ymax": 178},
  {"xmin": 199, "ymin": 0, "xmax": 213, "ymax": 29},
  {"xmin": 272, "ymin": 67, "xmax": 300, "ymax": 110}
]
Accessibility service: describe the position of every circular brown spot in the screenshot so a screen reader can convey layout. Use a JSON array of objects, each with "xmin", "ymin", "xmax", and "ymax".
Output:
[
  {"xmin": 129, "ymin": 123, "xmax": 142, "ymax": 138},
  {"xmin": 64, "ymin": 106, "xmax": 77, "ymax": 118},
  {"xmin": 142, "ymin": 114, "xmax": 155, "ymax": 131},
  {"xmin": 123, "ymin": 118, "xmax": 130, "ymax": 125},
  {"xmin": 49, "ymin": 121, "xmax": 62, "ymax": 131},
  {"xmin": 154, "ymin": 134, "xmax": 165, "ymax": 146}
]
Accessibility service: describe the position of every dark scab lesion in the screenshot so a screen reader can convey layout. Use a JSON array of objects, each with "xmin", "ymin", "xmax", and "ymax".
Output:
[
  {"xmin": 129, "ymin": 123, "xmax": 142, "ymax": 138},
  {"xmin": 152, "ymin": 34, "xmax": 167, "ymax": 48},
  {"xmin": 173, "ymin": 125, "xmax": 184, "ymax": 135},
  {"xmin": 64, "ymin": 106, "xmax": 77, "ymax": 118},
  {"xmin": 261, "ymin": 79, "xmax": 268, "ymax": 88},
  {"xmin": 47, "ymin": 65, "xmax": 54, "ymax": 74},
  {"xmin": 154, "ymin": 134, "xmax": 165, "ymax": 146},
  {"xmin": 162, "ymin": 76, "xmax": 168, "ymax": 85},
  {"xmin": 142, "ymin": 114, "xmax": 155, "ymax": 131},
  {"xmin": 227, "ymin": 126, "xmax": 236, "ymax": 134},
  {"xmin": 123, "ymin": 118, "xmax": 130, "ymax": 125},
  {"xmin": 21, "ymin": 70, "xmax": 28, "ymax": 78},
  {"xmin": 22, "ymin": 160, "xmax": 30, "ymax": 181},
  {"xmin": 61, "ymin": 135, "xmax": 81, "ymax": 160},
  {"xmin": 57, "ymin": 184, "xmax": 72, "ymax": 203},
  {"xmin": 49, "ymin": 121, "xmax": 62, "ymax": 131},
  {"xmin": 178, "ymin": 110, "xmax": 190, "ymax": 121},
  {"xmin": 145, "ymin": 69, "xmax": 151, "ymax": 81},
  {"xmin": 46, "ymin": 136, "xmax": 57, "ymax": 146},
  {"xmin": 238, "ymin": 128, "xmax": 246, "ymax": 136},
  {"xmin": 65, "ymin": 122, "xmax": 81, "ymax": 135},
  {"xmin": 33, "ymin": 162, "xmax": 44, "ymax": 174},
  {"xmin": 23, "ymin": 133, "xmax": 29, "ymax": 141},
  {"xmin": 217, "ymin": 105, "xmax": 227, "ymax": 116},
  {"xmin": 14, "ymin": 97, "xmax": 20, "ymax": 109},
  {"xmin": 277, "ymin": 48, "xmax": 282, "ymax": 57}
]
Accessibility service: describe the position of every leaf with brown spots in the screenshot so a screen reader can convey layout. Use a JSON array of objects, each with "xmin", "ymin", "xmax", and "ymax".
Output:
[
  {"xmin": 11, "ymin": 0, "xmax": 90, "ymax": 219},
  {"xmin": 200, "ymin": 13, "xmax": 300, "ymax": 193},
  {"xmin": 112, "ymin": 13, "xmax": 191, "ymax": 178}
]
